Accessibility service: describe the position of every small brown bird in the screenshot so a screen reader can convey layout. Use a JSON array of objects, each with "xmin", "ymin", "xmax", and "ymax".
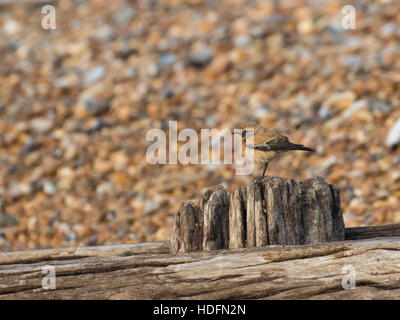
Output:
[{"xmin": 234, "ymin": 123, "xmax": 315, "ymax": 177}]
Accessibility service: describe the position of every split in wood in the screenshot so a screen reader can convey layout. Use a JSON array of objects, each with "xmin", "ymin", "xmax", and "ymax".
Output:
[{"xmin": 171, "ymin": 176, "xmax": 345, "ymax": 253}]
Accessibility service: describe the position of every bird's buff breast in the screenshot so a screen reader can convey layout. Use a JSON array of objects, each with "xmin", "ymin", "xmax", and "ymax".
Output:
[{"xmin": 244, "ymin": 148, "xmax": 281, "ymax": 164}]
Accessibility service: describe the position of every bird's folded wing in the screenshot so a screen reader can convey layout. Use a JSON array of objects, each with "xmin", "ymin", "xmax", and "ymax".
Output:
[{"xmin": 246, "ymin": 135, "xmax": 293, "ymax": 151}]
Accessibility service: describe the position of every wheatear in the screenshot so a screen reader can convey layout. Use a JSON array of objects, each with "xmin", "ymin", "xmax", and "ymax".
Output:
[{"xmin": 234, "ymin": 123, "xmax": 315, "ymax": 177}]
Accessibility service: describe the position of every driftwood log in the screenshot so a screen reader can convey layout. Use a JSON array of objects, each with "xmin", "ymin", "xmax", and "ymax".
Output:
[
  {"xmin": 1, "ymin": 176, "xmax": 400, "ymax": 300},
  {"xmin": 171, "ymin": 176, "xmax": 345, "ymax": 253},
  {"xmin": 1, "ymin": 227, "xmax": 400, "ymax": 299}
]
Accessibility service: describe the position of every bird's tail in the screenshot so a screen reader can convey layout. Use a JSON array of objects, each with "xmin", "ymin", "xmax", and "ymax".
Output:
[{"xmin": 289, "ymin": 144, "xmax": 315, "ymax": 152}]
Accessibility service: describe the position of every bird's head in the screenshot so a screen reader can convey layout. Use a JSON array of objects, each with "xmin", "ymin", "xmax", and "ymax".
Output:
[{"xmin": 233, "ymin": 121, "xmax": 258, "ymax": 140}]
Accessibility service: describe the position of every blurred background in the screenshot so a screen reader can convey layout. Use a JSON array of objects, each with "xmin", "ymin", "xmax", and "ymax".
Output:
[{"xmin": 0, "ymin": 0, "xmax": 400, "ymax": 251}]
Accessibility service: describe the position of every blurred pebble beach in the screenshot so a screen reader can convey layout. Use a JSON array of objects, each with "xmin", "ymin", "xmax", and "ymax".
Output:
[{"xmin": 0, "ymin": 0, "xmax": 400, "ymax": 251}]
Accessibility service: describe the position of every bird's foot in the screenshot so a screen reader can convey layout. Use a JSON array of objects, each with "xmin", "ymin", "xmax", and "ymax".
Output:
[{"xmin": 255, "ymin": 175, "xmax": 266, "ymax": 183}]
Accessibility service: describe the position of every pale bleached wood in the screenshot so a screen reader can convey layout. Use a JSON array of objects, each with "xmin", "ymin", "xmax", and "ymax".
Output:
[
  {"xmin": 171, "ymin": 201, "xmax": 203, "ymax": 253},
  {"xmin": 246, "ymin": 180, "xmax": 262, "ymax": 248},
  {"xmin": 228, "ymin": 187, "xmax": 247, "ymax": 249},
  {"xmin": 172, "ymin": 176, "xmax": 344, "ymax": 252},
  {"xmin": 202, "ymin": 186, "xmax": 230, "ymax": 250},
  {"xmin": 0, "ymin": 241, "xmax": 170, "ymax": 265},
  {"xmin": 1, "ymin": 237, "xmax": 400, "ymax": 299},
  {"xmin": 300, "ymin": 177, "xmax": 345, "ymax": 243}
]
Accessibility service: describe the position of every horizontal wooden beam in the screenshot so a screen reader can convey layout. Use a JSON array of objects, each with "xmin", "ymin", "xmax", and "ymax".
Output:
[
  {"xmin": 345, "ymin": 223, "xmax": 400, "ymax": 240},
  {"xmin": 1, "ymin": 224, "xmax": 400, "ymax": 299}
]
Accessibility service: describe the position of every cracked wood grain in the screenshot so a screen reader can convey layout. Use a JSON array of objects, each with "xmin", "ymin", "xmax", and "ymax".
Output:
[
  {"xmin": 171, "ymin": 176, "xmax": 345, "ymax": 253},
  {"xmin": 1, "ymin": 237, "xmax": 400, "ymax": 299}
]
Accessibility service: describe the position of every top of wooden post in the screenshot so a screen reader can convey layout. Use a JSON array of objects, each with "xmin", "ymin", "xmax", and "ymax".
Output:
[{"xmin": 171, "ymin": 176, "xmax": 345, "ymax": 253}]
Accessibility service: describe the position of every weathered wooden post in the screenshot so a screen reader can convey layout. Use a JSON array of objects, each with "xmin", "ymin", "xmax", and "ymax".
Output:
[{"xmin": 171, "ymin": 176, "xmax": 345, "ymax": 253}]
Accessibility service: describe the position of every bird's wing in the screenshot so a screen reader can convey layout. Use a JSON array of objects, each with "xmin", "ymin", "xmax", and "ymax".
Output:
[{"xmin": 246, "ymin": 134, "xmax": 293, "ymax": 151}]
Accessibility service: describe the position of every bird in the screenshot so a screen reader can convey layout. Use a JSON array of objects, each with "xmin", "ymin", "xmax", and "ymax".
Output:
[{"xmin": 234, "ymin": 122, "xmax": 315, "ymax": 177}]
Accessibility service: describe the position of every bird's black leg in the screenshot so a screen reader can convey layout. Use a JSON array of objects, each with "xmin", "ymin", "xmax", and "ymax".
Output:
[{"xmin": 262, "ymin": 161, "xmax": 269, "ymax": 177}]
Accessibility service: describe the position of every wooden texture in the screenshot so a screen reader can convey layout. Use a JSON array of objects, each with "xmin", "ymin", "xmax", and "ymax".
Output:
[
  {"xmin": 1, "ymin": 236, "xmax": 400, "ymax": 299},
  {"xmin": 171, "ymin": 176, "xmax": 345, "ymax": 253},
  {"xmin": 345, "ymin": 223, "xmax": 400, "ymax": 240},
  {"xmin": 202, "ymin": 186, "xmax": 230, "ymax": 251}
]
